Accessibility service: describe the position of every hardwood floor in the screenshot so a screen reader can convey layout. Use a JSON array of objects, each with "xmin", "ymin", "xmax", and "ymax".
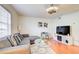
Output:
[{"xmin": 46, "ymin": 39, "xmax": 79, "ymax": 54}]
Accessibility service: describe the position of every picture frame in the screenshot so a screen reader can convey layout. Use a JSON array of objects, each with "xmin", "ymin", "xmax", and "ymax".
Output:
[
  {"xmin": 38, "ymin": 22, "xmax": 42, "ymax": 27},
  {"xmin": 44, "ymin": 23, "xmax": 48, "ymax": 28}
]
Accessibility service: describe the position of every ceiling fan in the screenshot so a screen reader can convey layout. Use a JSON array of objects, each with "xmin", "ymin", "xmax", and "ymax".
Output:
[{"xmin": 46, "ymin": 4, "xmax": 58, "ymax": 14}]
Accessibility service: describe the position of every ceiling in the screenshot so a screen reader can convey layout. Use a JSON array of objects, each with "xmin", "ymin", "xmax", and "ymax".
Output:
[{"xmin": 12, "ymin": 4, "xmax": 79, "ymax": 19}]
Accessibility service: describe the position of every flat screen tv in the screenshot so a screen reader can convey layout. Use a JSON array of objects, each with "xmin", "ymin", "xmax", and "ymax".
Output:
[{"xmin": 56, "ymin": 26, "xmax": 70, "ymax": 35}]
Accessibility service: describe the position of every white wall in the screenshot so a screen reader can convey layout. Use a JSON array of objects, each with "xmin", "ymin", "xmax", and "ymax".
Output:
[
  {"xmin": 52, "ymin": 11, "xmax": 79, "ymax": 46},
  {"xmin": 1, "ymin": 4, "xmax": 19, "ymax": 34},
  {"xmin": 18, "ymin": 16, "xmax": 54, "ymax": 36},
  {"xmin": 18, "ymin": 10, "xmax": 79, "ymax": 46}
]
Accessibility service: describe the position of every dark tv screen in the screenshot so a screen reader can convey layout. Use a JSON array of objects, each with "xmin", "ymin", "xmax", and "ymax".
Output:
[{"xmin": 56, "ymin": 26, "xmax": 70, "ymax": 35}]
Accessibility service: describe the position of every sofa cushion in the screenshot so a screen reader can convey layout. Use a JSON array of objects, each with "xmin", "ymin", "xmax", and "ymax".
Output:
[
  {"xmin": 19, "ymin": 36, "xmax": 40, "ymax": 45},
  {"xmin": 28, "ymin": 36, "xmax": 40, "ymax": 40},
  {"xmin": 19, "ymin": 38, "xmax": 30, "ymax": 45},
  {"xmin": 21, "ymin": 34, "xmax": 29, "ymax": 38},
  {"xmin": 0, "ymin": 37, "xmax": 12, "ymax": 49}
]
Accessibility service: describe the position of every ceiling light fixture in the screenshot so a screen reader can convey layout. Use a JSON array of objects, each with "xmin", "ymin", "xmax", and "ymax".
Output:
[{"xmin": 46, "ymin": 4, "xmax": 58, "ymax": 14}]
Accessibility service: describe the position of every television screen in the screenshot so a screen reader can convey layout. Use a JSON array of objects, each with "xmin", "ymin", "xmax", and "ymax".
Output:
[{"xmin": 56, "ymin": 26, "xmax": 70, "ymax": 35}]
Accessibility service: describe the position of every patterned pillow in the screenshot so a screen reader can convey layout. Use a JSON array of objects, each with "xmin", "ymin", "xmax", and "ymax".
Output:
[
  {"xmin": 10, "ymin": 35, "xmax": 18, "ymax": 46},
  {"xmin": 7, "ymin": 35, "xmax": 18, "ymax": 46},
  {"xmin": 13, "ymin": 35, "xmax": 20, "ymax": 45},
  {"xmin": 7, "ymin": 35, "xmax": 14, "ymax": 47},
  {"xmin": 13, "ymin": 33, "xmax": 23, "ymax": 45},
  {"xmin": 17, "ymin": 33, "xmax": 24, "ymax": 40}
]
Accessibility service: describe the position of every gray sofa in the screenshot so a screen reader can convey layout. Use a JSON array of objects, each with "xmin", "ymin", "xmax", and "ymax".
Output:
[{"xmin": 0, "ymin": 33, "xmax": 40, "ymax": 54}]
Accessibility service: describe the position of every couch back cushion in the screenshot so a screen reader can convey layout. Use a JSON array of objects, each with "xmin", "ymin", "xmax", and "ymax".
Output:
[{"xmin": 29, "ymin": 36, "xmax": 40, "ymax": 40}]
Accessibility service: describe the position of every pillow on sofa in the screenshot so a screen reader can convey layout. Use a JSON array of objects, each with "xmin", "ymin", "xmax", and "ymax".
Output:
[
  {"xmin": 7, "ymin": 35, "xmax": 14, "ymax": 47},
  {"xmin": 13, "ymin": 33, "xmax": 23, "ymax": 45},
  {"xmin": 17, "ymin": 33, "xmax": 24, "ymax": 40},
  {"xmin": 13, "ymin": 35, "xmax": 20, "ymax": 45},
  {"xmin": 10, "ymin": 35, "xmax": 18, "ymax": 46},
  {"xmin": 7, "ymin": 35, "xmax": 17, "ymax": 46}
]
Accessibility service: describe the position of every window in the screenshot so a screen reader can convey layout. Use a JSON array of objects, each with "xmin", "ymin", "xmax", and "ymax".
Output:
[{"xmin": 0, "ymin": 5, "xmax": 11, "ymax": 38}]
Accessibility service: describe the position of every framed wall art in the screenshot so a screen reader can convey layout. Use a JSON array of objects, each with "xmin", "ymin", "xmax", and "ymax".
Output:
[
  {"xmin": 38, "ymin": 22, "xmax": 42, "ymax": 27},
  {"xmin": 44, "ymin": 23, "xmax": 48, "ymax": 28}
]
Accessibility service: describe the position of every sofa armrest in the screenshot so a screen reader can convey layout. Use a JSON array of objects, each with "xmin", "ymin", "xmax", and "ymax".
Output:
[{"xmin": 0, "ymin": 45, "xmax": 31, "ymax": 54}]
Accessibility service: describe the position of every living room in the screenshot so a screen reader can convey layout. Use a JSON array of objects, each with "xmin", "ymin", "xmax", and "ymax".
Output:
[{"xmin": 0, "ymin": 4, "xmax": 79, "ymax": 54}]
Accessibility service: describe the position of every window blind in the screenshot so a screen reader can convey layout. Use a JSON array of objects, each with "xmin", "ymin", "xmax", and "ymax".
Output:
[{"xmin": 0, "ymin": 5, "xmax": 11, "ymax": 38}]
